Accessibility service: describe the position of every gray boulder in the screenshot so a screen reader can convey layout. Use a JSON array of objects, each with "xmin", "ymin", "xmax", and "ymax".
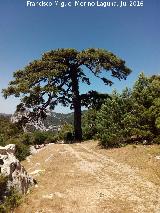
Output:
[{"xmin": 0, "ymin": 144, "xmax": 35, "ymax": 194}]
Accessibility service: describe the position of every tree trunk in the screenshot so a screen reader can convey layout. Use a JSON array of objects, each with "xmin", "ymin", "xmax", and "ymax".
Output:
[{"xmin": 71, "ymin": 68, "xmax": 82, "ymax": 141}]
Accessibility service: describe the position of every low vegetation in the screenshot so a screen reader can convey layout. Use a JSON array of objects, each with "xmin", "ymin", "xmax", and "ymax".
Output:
[
  {"xmin": 0, "ymin": 175, "xmax": 22, "ymax": 212},
  {"xmin": 0, "ymin": 115, "xmax": 74, "ymax": 161}
]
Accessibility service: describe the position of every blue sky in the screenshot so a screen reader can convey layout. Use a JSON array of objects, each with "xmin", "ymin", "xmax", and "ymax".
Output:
[{"xmin": 0, "ymin": 0, "xmax": 160, "ymax": 114}]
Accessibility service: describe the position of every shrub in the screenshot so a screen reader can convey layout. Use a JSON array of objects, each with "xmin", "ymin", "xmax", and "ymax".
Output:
[
  {"xmin": 0, "ymin": 205, "xmax": 6, "ymax": 213},
  {"xmin": 99, "ymin": 133, "xmax": 122, "ymax": 148},
  {"xmin": 20, "ymin": 133, "xmax": 33, "ymax": 146},
  {"xmin": 6, "ymin": 137, "xmax": 30, "ymax": 161},
  {"xmin": 58, "ymin": 124, "xmax": 73, "ymax": 141},
  {"xmin": 0, "ymin": 175, "xmax": 22, "ymax": 212},
  {"xmin": 82, "ymin": 109, "xmax": 98, "ymax": 140},
  {"xmin": 63, "ymin": 131, "xmax": 74, "ymax": 143},
  {"xmin": 153, "ymin": 136, "xmax": 160, "ymax": 144},
  {"xmin": 0, "ymin": 135, "xmax": 5, "ymax": 147},
  {"xmin": 4, "ymin": 188, "xmax": 22, "ymax": 212},
  {"xmin": 0, "ymin": 184, "xmax": 22, "ymax": 213},
  {"xmin": 15, "ymin": 142, "xmax": 30, "ymax": 161},
  {"xmin": 31, "ymin": 131, "xmax": 48, "ymax": 145},
  {"xmin": 0, "ymin": 175, "xmax": 8, "ymax": 202},
  {"xmin": 44, "ymin": 133, "xmax": 59, "ymax": 144},
  {"xmin": 0, "ymin": 116, "xmax": 22, "ymax": 142}
]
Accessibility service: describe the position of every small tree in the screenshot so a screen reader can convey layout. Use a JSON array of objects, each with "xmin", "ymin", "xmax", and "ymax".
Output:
[
  {"xmin": 2, "ymin": 48, "xmax": 131, "ymax": 141},
  {"xmin": 96, "ymin": 73, "xmax": 160, "ymax": 147}
]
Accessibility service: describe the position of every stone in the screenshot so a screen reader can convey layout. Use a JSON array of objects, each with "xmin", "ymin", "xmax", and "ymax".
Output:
[
  {"xmin": 0, "ymin": 144, "xmax": 35, "ymax": 194},
  {"xmin": 11, "ymin": 109, "xmax": 52, "ymax": 132},
  {"xmin": 155, "ymin": 156, "xmax": 160, "ymax": 160}
]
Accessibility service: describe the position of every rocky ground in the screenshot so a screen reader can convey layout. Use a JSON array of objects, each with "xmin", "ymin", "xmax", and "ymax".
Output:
[{"xmin": 15, "ymin": 141, "xmax": 160, "ymax": 213}]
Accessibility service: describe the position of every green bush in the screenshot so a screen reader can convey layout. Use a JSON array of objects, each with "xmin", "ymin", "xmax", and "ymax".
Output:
[
  {"xmin": 0, "ymin": 186, "xmax": 22, "ymax": 213},
  {"xmin": 0, "ymin": 116, "xmax": 22, "ymax": 143},
  {"xmin": 0, "ymin": 175, "xmax": 8, "ymax": 202},
  {"xmin": 63, "ymin": 131, "xmax": 73, "ymax": 143},
  {"xmin": 44, "ymin": 133, "xmax": 59, "ymax": 144},
  {"xmin": 3, "ymin": 130, "xmax": 60, "ymax": 161},
  {"xmin": 82, "ymin": 109, "xmax": 98, "ymax": 140},
  {"xmin": 99, "ymin": 133, "xmax": 122, "ymax": 148},
  {"xmin": 0, "ymin": 175, "xmax": 21, "ymax": 212},
  {"xmin": 4, "ymin": 188, "xmax": 22, "ymax": 211},
  {"xmin": 0, "ymin": 205, "xmax": 6, "ymax": 213},
  {"xmin": 0, "ymin": 135, "xmax": 5, "ymax": 147},
  {"xmin": 15, "ymin": 142, "xmax": 30, "ymax": 161},
  {"xmin": 58, "ymin": 124, "xmax": 73, "ymax": 141},
  {"xmin": 31, "ymin": 131, "xmax": 48, "ymax": 145},
  {"xmin": 6, "ymin": 137, "xmax": 30, "ymax": 161},
  {"xmin": 20, "ymin": 133, "xmax": 33, "ymax": 146},
  {"xmin": 153, "ymin": 136, "xmax": 160, "ymax": 144}
]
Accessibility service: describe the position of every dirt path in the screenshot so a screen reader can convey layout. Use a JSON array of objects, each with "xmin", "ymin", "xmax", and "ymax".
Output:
[{"xmin": 15, "ymin": 142, "xmax": 160, "ymax": 213}]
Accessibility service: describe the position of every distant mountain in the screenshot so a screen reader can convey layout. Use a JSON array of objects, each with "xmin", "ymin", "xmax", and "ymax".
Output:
[
  {"xmin": 44, "ymin": 112, "xmax": 74, "ymax": 128},
  {"xmin": 44, "ymin": 110, "xmax": 87, "ymax": 129},
  {"xmin": 0, "ymin": 111, "xmax": 74, "ymax": 131},
  {"xmin": 0, "ymin": 111, "xmax": 88, "ymax": 131},
  {"xmin": 0, "ymin": 113, "xmax": 12, "ymax": 118}
]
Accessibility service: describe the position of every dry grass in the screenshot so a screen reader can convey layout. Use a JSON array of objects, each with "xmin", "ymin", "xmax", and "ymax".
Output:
[
  {"xmin": 88, "ymin": 141, "xmax": 160, "ymax": 186},
  {"xmin": 15, "ymin": 141, "xmax": 160, "ymax": 213}
]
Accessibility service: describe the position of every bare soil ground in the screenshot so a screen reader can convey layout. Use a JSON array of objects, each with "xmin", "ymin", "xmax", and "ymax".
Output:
[{"xmin": 15, "ymin": 141, "xmax": 160, "ymax": 213}]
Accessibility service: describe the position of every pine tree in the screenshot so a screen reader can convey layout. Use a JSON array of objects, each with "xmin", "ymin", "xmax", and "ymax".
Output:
[{"xmin": 2, "ymin": 48, "xmax": 131, "ymax": 141}]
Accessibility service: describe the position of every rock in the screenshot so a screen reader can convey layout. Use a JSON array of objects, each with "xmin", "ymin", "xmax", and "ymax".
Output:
[
  {"xmin": 11, "ymin": 108, "xmax": 53, "ymax": 132},
  {"xmin": 0, "ymin": 144, "xmax": 35, "ymax": 194},
  {"xmin": 155, "ymin": 156, "xmax": 160, "ymax": 160},
  {"xmin": 5, "ymin": 144, "xmax": 16, "ymax": 154},
  {"xmin": 29, "ymin": 144, "xmax": 46, "ymax": 155},
  {"xmin": 30, "ymin": 146, "xmax": 38, "ymax": 155},
  {"xmin": 30, "ymin": 169, "xmax": 45, "ymax": 177},
  {"xmin": 35, "ymin": 144, "xmax": 45, "ymax": 149}
]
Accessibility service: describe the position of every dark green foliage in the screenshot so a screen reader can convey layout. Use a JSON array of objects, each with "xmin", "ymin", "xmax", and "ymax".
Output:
[
  {"xmin": 0, "ymin": 188, "xmax": 22, "ymax": 212},
  {"xmin": 0, "ymin": 175, "xmax": 8, "ymax": 203},
  {"xmin": 63, "ymin": 132, "xmax": 74, "ymax": 143},
  {"xmin": 20, "ymin": 133, "xmax": 33, "ymax": 146},
  {"xmin": 0, "ymin": 175, "xmax": 21, "ymax": 212},
  {"xmin": 15, "ymin": 142, "xmax": 30, "ymax": 161},
  {"xmin": 0, "ymin": 115, "xmax": 22, "ymax": 146},
  {"xmin": 96, "ymin": 73, "xmax": 160, "ymax": 148},
  {"xmin": 31, "ymin": 131, "xmax": 61, "ymax": 144},
  {"xmin": 44, "ymin": 133, "xmax": 59, "ymax": 144},
  {"xmin": 128, "ymin": 74, "xmax": 160, "ymax": 141},
  {"xmin": 0, "ymin": 116, "xmax": 29, "ymax": 161},
  {"xmin": 81, "ymin": 91, "xmax": 110, "ymax": 110},
  {"xmin": 9, "ymin": 131, "xmax": 60, "ymax": 161},
  {"xmin": 30, "ymin": 131, "xmax": 60, "ymax": 144},
  {"xmin": 3, "ymin": 48, "xmax": 131, "ymax": 141},
  {"xmin": 153, "ymin": 136, "xmax": 160, "ymax": 144},
  {"xmin": 82, "ymin": 109, "xmax": 98, "ymax": 140},
  {"xmin": 5, "ymin": 136, "xmax": 30, "ymax": 161},
  {"xmin": 0, "ymin": 205, "xmax": 6, "ymax": 213},
  {"xmin": 96, "ymin": 90, "xmax": 128, "ymax": 147},
  {"xmin": 58, "ymin": 123, "xmax": 73, "ymax": 141},
  {"xmin": 3, "ymin": 188, "xmax": 22, "ymax": 212},
  {"xmin": 31, "ymin": 131, "xmax": 48, "ymax": 145},
  {"xmin": 0, "ymin": 135, "xmax": 5, "ymax": 147}
]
